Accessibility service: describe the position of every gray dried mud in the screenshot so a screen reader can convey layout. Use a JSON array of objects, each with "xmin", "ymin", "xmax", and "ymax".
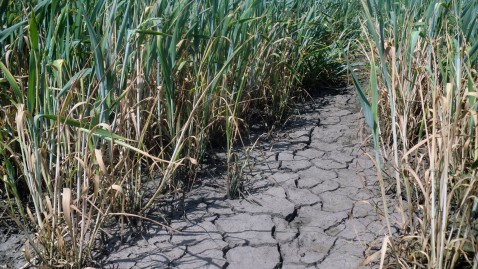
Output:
[{"xmin": 99, "ymin": 87, "xmax": 390, "ymax": 269}]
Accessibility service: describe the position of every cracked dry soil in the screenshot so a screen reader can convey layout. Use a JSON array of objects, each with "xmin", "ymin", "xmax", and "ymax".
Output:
[{"xmin": 99, "ymin": 86, "xmax": 392, "ymax": 269}]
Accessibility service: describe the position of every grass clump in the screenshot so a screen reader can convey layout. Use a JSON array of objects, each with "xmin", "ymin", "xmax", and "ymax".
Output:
[
  {"xmin": 0, "ymin": 0, "xmax": 339, "ymax": 267},
  {"xmin": 349, "ymin": 0, "xmax": 478, "ymax": 268}
]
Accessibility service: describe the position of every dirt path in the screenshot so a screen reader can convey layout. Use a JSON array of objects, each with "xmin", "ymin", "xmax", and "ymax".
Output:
[{"xmin": 100, "ymin": 86, "xmax": 390, "ymax": 269}]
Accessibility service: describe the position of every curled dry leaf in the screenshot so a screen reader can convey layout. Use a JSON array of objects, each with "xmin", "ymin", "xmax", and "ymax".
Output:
[{"xmin": 62, "ymin": 188, "xmax": 72, "ymax": 231}]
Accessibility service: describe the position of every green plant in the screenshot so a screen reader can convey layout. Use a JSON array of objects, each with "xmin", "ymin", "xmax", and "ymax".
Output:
[
  {"xmin": 0, "ymin": 0, "xmax": 337, "ymax": 267},
  {"xmin": 350, "ymin": 0, "xmax": 478, "ymax": 267}
]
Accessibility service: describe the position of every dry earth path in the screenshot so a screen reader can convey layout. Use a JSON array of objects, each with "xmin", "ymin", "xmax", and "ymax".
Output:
[{"xmin": 100, "ymin": 86, "xmax": 392, "ymax": 269}]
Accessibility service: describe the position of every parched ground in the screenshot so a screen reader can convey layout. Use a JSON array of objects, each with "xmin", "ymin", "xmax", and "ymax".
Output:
[
  {"xmin": 98, "ymin": 86, "xmax": 394, "ymax": 269},
  {"xmin": 0, "ymin": 225, "xmax": 24, "ymax": 268}
]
